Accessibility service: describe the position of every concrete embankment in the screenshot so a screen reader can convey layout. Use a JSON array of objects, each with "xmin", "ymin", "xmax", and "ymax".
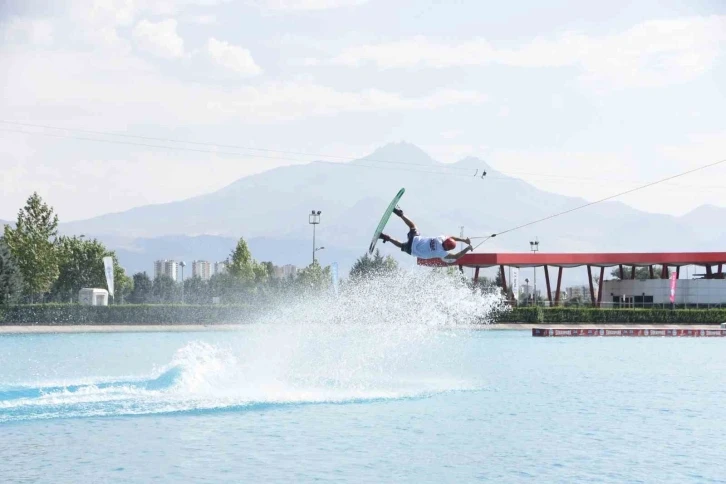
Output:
[{"xmin": 0, "ymin": 323, "xmax": 723, "ymax": 334}]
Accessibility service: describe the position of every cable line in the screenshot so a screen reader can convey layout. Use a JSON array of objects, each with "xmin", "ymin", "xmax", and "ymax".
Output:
[{"xmin": 469, "ymin": 156, "xmax": 726, "ymax": 250}]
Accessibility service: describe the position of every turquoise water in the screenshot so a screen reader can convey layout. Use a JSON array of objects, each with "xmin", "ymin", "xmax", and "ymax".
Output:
[{"xmin": 2, "ymin": 328, "xmax": 725, "ymax": 483}]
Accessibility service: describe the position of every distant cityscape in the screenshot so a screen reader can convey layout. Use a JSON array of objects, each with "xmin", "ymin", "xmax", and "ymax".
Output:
[{"xmin": 152, "ymin": 259, "xmax": 298, "ymax": 282}]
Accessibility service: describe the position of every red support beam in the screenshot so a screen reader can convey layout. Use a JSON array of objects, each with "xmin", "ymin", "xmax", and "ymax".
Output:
[
  {"xmin": 544, "ymin": 266, "xmax": 552, "ymax": 306},
  {"xmin": 499, "ymin": 265, "xmax": 507, "ymax": 298},
  {"xmin": 719, "ymin": 263, "xmax": 723, "ymax": 279},
  {"xmin": 587, "ymin": 265, "xmax": 596, "ymax": 307},
  {"xmin": 676, "ymin": 266, "xmax": 680, "ymax": 279},
  {"xmin": 597, "ymin": 267, "xmax": 605, "ymax": 308},
  {"xmin": 631, "ymin": 266, "xmax": 636, "ymax": 280},
  {"xmin": 619, "ymin": 264, "xmax": 624, "ymax": 279},
  {"xmin": 420, "ymin": 252, "xmax": 726, "ymax": 268},
  {"xmin": 706, "ymin": 265, "xmax": 713, "ymax": 279},
  {"xmin": 474, "ymin": 267, "xmax": 480, "ymax": 283},
  {"xmin": 661, "ymin": 265, "xmax": 668, "ymax": 279},
  {"xmin": 555, "ymin": 267, "xmax": 563, "ymax": 306},
  {"xmin": 649, "ymin": 266, "xmax": 655, "ymax": 279}
]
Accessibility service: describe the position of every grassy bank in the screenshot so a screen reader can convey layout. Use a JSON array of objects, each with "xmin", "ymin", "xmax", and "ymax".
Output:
[
  {"xmin": 0, "ymin": 304, "xmax": 254, "ymax": 325},
  {"xmin": 1, "ymin": 305, "xmax": 725, "ymax": 325},
  {"xmin": 498, "ymin": 307, "xmax": 726, "ymax": 324}
]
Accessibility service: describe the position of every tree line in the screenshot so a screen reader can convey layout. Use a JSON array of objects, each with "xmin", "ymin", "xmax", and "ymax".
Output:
[
  {"xmin": 0, "ymin": 193, "xmax": 404, "ymax": 306},
  {"xmin": 1, "ymin": 193, "xmax": 132, "ymax": 304}
]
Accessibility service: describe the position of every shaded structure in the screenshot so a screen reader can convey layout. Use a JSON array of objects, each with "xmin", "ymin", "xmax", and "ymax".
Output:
[{"xmin": 418, "ymin": 252, "xmax": 726, "ymax": 307}]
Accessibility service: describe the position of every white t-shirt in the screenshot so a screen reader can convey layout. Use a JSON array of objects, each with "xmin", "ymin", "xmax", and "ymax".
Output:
[{"xmin": 411, "ymin": 235, "xmax": 451, "ymax": 260}]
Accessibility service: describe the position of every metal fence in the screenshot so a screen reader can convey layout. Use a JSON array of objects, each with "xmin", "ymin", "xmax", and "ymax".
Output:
[{"xmin": 506, "ymin": 300, "xmax": 726, "ymax": 310}]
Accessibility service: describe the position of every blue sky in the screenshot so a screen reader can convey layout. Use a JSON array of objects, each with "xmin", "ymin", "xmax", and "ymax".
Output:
[{"xmin": 1, "ymin": 0, "xmax": 725, "ymax": 220}]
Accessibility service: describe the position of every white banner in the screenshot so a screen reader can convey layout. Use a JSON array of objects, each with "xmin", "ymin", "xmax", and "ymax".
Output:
[
  {"xmin": 103, "ymin": 256, "xmax": 115, "ymax": 297},
  {"xmin": 512, "ymin": 268, "xmax": 519, "ymax": 299}
]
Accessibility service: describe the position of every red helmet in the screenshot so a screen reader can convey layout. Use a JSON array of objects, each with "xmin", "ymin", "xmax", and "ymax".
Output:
[{"xmin": 442, "ymin": 237, "xmax": 457, "ymax": 251}]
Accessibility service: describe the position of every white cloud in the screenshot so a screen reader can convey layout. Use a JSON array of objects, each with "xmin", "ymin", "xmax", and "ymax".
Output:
[
  {"xmin": 205, "ymin": 84, "xmax": 486, "ymax": 121},
  {"xmin": 2, "ymin": 47, "xmax": 486, "ymax": 127},
  {"xmin": 248, "ymin": 0, "xmax": 368, "ymax": 12},
  {"xmin": 206, "ymin": 38, "xmax": 262, "ymax": 76},
  {"xmin": 79, "ymin": 0, "xmax": 223, "ymax": 24},
  {"xmin": 182, "ymin": 14, "xmax": 218, "ymax": 24},
  {"xmin": 2, "ymin": 17, "xmax": 54, "ymax": 46},
  {"xmin": 132, "ymin": 19, "xmax": 185, "ymax": 58},
  {"xmin": 330, "ymin": 16, "xmax": 726, "ymax": 89}
]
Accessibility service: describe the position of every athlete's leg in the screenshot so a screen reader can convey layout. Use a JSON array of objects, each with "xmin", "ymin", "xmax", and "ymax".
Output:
[
  {"xmin": 380, "ymin": 233, "xmax": 404, "ymax": 250},
  {"xmin": 393, "ymin": 207, "xmax": 417, "ymax": 231}
]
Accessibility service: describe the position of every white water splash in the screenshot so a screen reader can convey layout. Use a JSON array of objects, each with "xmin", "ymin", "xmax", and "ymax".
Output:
[{"xmin": 0, "ymin": 269, "xmax": 505, "ymax": 422}]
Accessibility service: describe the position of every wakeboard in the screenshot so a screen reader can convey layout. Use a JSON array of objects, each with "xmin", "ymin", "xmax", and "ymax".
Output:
[{"xmin": 368, "ymin": 188, "xmax": 405, "ymax": 254}]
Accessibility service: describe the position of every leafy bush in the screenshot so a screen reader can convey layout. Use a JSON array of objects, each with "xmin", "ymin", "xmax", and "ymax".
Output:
[
  {"xmin": 494, "ymin": 307, "xmax": 726, "ymax": 324},
  {"xmin": 0, "ymin": 304, "xmax": 254, "ymax": 325},
  {"xmin": 3, "ymin": 304, "xmax": 725, "ymax": 326}
]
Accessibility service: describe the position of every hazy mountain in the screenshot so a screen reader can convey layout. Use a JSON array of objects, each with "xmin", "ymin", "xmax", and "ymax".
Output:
[
  {"xmin": 677, "ymin": 205, "xmax": 726, "ymax": 240},
  {"xmin": 61, "ymin": 142, "xmax": 725, "ymax": 280}
]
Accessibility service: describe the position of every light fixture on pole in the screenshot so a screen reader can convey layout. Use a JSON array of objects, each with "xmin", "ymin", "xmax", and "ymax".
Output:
[
  {"xmin": 529, "ymin": 237, "xmax": 539, "ymax": 306},
  {"xmin": 309, "ymin": 210, "xmax": 321, "ymax": 264},
  {"xmin": 179, "ymin": 261, "xmax": 186, "ymax": 303}
]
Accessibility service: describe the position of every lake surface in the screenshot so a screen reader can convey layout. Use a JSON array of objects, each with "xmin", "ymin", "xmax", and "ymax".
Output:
[{"xmin": 2, "ymin": 326, "xmax": 725, "ymax": 483}]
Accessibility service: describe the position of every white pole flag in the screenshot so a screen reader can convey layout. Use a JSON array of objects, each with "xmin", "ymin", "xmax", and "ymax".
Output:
[
  {"xmin": 331, "ymin": 262, "xmax": 339, "ymax": 297},
  {"xmin": 103, "ymin": 256, "xmax": 115, "ymax": 297}
]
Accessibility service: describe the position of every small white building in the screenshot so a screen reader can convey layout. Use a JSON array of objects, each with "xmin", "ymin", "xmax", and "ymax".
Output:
[
  {"xmin": 214, "ymin": 261, "xmax": 228, "ymax": 275},
  {"xmin": 79, "ymin": 288, "xmax": 109, "ymax": 306},
  {"xmin": 602, "ymin": 279, "xmax": 726, "ymax": 306},
  {"xmin": 154, "ymin": 260, "xmax": 179, "ymax": 281},
  {"xmin": 192, "ymin": 260, "xmax": 212, "ymax": 281}
]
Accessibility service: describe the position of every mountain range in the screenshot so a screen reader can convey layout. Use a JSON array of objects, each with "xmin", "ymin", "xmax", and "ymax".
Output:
[{"xmin": 11, "ymin": 142, "xmax": 726, "ymax": 282}]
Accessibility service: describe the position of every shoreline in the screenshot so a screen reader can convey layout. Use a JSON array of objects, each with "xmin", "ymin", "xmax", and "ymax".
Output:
[{"xmin": 0, "ymin": 323, "xmax": 723, "ymax": 334}]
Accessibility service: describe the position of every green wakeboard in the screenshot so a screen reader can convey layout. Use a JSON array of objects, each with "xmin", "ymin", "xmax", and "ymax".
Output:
[{"xmin": 369, "ymin": 188, "xmax": 405, "ymax": 254}]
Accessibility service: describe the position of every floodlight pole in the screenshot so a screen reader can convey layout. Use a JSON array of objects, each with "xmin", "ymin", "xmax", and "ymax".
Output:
[
  {"xmin": 309, "ymin": 210, "xmax": 321, "ymax": 265},
  {"xmin": 530, "ymin": 238, "xmax": 539, "ymax": 306},
  {"xmin": 180, "ymin": 261, "xmax": 186, "ymax": 304}
]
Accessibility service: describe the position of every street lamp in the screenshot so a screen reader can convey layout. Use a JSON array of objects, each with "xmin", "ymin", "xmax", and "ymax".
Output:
[
  {"xmin": 309, "ymin": 210, "xmax": 321, "ymax": 264},
  {"xmin": 529, "ymin": 237, "xmax": 539, "ymax": 306},
  {"xmin": 179, "ymin": 261, "xmax": 186, "ymax": 303}
]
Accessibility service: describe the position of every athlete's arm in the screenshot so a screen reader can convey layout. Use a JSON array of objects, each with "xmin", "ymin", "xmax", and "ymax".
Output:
[
  {"xmin": 444, "ymin": 245, "xmax": 473, "ymax": 261},
  {"xmin": 451, "ymin": 236, "xmax": 471, "ymax": 245}
]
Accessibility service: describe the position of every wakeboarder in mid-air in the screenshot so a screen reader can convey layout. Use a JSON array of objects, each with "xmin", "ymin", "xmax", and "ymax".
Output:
[{"xmin": 379, "ymin": 207, "xmax": 474, "ymax": 262}]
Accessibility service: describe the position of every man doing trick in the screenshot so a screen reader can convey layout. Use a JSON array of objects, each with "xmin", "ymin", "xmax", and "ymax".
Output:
[{"xmin": 379, "ymin": 207, "xmax": 473, "ymax": 262}]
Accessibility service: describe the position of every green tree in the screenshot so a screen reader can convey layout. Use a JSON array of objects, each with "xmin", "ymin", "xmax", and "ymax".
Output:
[
  {"xmin": 129, "ymin": 272, "xmax": 153, "ymax": 303},
  {"xmin": 228, "ymin": 238, "xmax": 255, "ymax": 282},
  {"xmin": 252, "ymin": 261, "xmax": 269, "ymax": 284},
  {"xmin": 0, "ymin": 237, "xmax": 23, "ymax": 305},
  {"xmin": 114, "ymin": 265, "xmax": 133, "ymax": 303},
  {"xmin": 208, "ymin": 272, "xmax": 249, "ymax": 304},
  {"xmin": 296, "ymin": 260, "xmax": 332, "ymax": 292},
  {"xmin": 349, "ymin": 249, "xmax": 398, "ymax": 280},
  {"xmin": 3, "ymin": 193, "xmax": 59, "ymax": 301},
  {"xmin": 151, "ymin": 274, "xmax": 180, "ymax": 303},
  {"xmin": 261, "ymin": 261, "xmax": 275, "ymax": 277},
  {"xmin": 564, "ymin": 295, "xmax": 584, "ymax": 307},
  {"xmin": 184, "ymin": 276, "xmax": 210, "ymax": 304},
  {"xmin": 49, "ymin": 236, "xmax": 132, "ymax": 303},
  {"xmin": 225, "ymin": 238, "xmax": 270, "ymax": 301},
  {"xmin": 610, "ymin": 265, "xmax": 665, "ymax": 280},
  {"xmin": 50, "ymin": 236, "xmax": 110, "ymax": 302}
]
